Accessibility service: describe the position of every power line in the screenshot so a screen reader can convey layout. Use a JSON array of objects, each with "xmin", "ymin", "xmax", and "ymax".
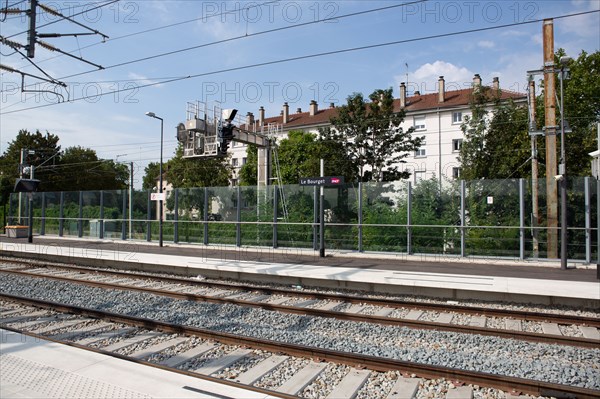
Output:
[{"xmin": 2, "ymin": 9, "xmax": 598, "ymax": 116}]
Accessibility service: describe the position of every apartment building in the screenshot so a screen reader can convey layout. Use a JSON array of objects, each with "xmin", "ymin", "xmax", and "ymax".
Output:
[{"xmin": 230, "ymin": 74, "xmax": 526, "ymax": 184}]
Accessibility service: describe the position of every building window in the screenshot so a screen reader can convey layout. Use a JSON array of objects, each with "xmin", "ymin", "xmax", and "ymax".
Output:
[
  {"xmin": 452, "ymin": 139, "xmax": 463, "ymax": 152},
  {"xmin": 242, "ymin": 157, "xmax": 247, "ymax": 165},
  {"xmin": 452, "ymin": 167, "xmax": 461, "ymax": 180},
  {"xmin": 414, "ymin": 171, "xmax": 426, "ymax": 183},
  {"xmin": 231, "ymin": 178, "xmax": 238, "ymax": 186},
  {"xmin": 414, "ymin": 115, "xmax": 426, "ymax": 131},
  {"xmin": 415, "ymin": 140, "xmax": 426, "ymax": 157},
  {"xmin": 232, "ymin": 158, "xmax": 239, "ymax": 167},
  {"xmin": 452, "ymin": 112, "xmax": 463, "ymax": 124}
]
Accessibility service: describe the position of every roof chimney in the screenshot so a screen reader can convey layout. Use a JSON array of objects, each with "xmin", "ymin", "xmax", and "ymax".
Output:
[
  {"xmin": 309, "ymin": 100, "xmax": 318, "ymax": 116},
  {"xmin": 414, "ymin": 90, "xmax": 420, "ymax": 96},
  {"xmin": 329, "ymin": 102, "xmax": 335, "ymax": 109},
  {"xmin": 296, "ymin": 107, "xmax": 302, "ymax": 114},
  {"xmin": 438, "ymin": 76, "xmax": 445, "ymax": 103},
  {"xmin": 400, "ymin": 82, "xmax": 406, "ymax": 107},
  {"xmin": 282, "ymin": 102, "xmax": 289, "ymax": 124},
  {"xmin": 473, "ymin": 74, "xmax": 482, "ymax": 92},
  {"xmin": 246, "ymin": 112, "xmax": 254, "ymax": 127},
  {"xmin": 493, "ymin": 76, "xmax": 500, "ymax": 91},
  {"xmin": 259, "ymin": 106, "xmax": 265, "ymax": 126}
]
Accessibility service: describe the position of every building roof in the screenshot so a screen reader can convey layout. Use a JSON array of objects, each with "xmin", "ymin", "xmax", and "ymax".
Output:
[{"xmin": 244, "ymin": 86, "xmax": 526, "ymax": 131}]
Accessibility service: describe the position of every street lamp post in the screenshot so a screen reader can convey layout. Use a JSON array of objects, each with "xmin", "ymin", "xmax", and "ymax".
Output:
[
  {"xmin": 559, "ymin": 55, "xmax": 571, "ymax": 270},
  {"xmin": 145, "ymin": 112, "xmax": 164, "ymax": 248}
]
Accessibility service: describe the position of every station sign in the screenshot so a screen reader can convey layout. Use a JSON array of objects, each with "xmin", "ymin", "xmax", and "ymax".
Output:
[
  {"xmin": 151, "ymin": 193, "xmax": 166, "ymax": 201},
  {"xmin": 299, "ymin": 176, "xmax": 345, "ymax": 186}
]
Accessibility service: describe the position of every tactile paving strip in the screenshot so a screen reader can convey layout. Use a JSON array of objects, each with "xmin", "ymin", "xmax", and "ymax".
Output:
[{"xmin": 0, "ymin": 354, "xmax": 151, "ymax": 398}]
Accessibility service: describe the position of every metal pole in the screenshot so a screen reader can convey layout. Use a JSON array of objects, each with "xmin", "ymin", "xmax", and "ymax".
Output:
[
  {"xmin": 528, "ymin": 79, "xmax": 540, "ymax": 258},
  {"xmin": 18, "ymin": 148, "xmax": 25, "ymax": 224},
  {"xmin": 99, "ymin": 190, "xmax": 104, "ymax": 240},
  {"xmin": 129, "ymin": 162, "xmax": 133, "ymax": 240},
  {"xmin": 519, "ymin": 178, "xmax": 525, "ymax": 260},
  {"xmin": 585, "ymin": 177, "xmax": 591, "ymax": 264},
  {"xmin": 40, "ymin": 192, "xmax": 45, "ymax": 235},
  {"xmin": 407, "ymin": 182, "xmax": 412, "ymax": 254},
  {"xmin": 313, "ymin": 186, "xmax": 318, "ymax": 250},
  {"xmin": 320, "ymin": 159, "xmax": 325, "ymax": 258},
  {"xmin": 460, "ymin": 180, "xmax": 466, "ymax": 257},
  {"xmin": 121, "ymin": 189, "xmax": 127, "ymax": 240},
  {"xmin": 236, "ymin": 185, "xmax": 241, "ymax": 247},
  {"xmin": 203, "ymin": 187, "xmax": 209, "ymax": 245},
  {"xmin": 273, "ymin": 185, "xmax": 278, "ymax": 249},
  {"xmin": 146, "ymin": 190, "xmax": 151, "ymax": 242},
  {"xmin": 560, "ymin": 64, "xmax": 567, "ymax": 269},
  {"xmin": 358, "ymin": 182, "xmax": 363, "ymax": 252},
  {"xmin": 27, "ymin": 193, "xmax": 33, "ymax": 243},
  {"xmin": 59, "ymin": 191, "xmax": 64, "ymax": 237},
  {"xmin": 174, "ymin": 188, "xmax": 179, "ymax": 244},
  {"xmin": 78, "ymin": 191, "xmax": 83, "ymax": 237},
  {"xmin": 159, "ymin": 118, "xmax": 164, "ymax": 247}
]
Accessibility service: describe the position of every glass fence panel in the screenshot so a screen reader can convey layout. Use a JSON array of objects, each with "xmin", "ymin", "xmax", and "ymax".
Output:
[
  {"xmin": 240, "ymin": 186, "xmax": 272, "ymax": 247},
  {"xmin": 362, "ymin": 181, "xmax": 408, "ymax": 252},
  {"xmin": 465, "ymin": 179, "xmax": 521, "ymax": 257},
  {"xmin": 412, "ymin": 179, "xmax": 460, "ymax": 255},
  {"xmin": 207, "ymin": 186, "xmax": 237, "ymax": 245},
  {"xmin": 174, "ymin": 188, "xmax": 205, "ymax": 244},
  {"xmin": 278, "ymin": 184, "xmax": 315, "ymax": 248}
]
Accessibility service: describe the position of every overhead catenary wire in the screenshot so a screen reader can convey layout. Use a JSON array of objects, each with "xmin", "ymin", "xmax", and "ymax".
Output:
[
  {"xmin": 5, "ymin": 0, "xmax": 423, "ymax": 75},
  {"xmin": 2, "ymin": 9, "xmax": 598, "ymax": 116}
]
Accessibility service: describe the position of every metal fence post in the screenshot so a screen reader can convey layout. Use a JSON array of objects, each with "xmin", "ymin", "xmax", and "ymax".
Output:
[
  {"xmin": 585, "ymin": 176, "xmax": 591, "ymax": 264},
  {"xmin": 174, "ymin": 188, "xmax": 179, "ymax": 244},
  {"xmin": 236, "ymin": 186, "xmax": 242, "ymax": 247},
  {"xmin": 519, "ymin": 179, "xmax": 525, "ymax": 260},
  {"xmin": 203, "ymin": 187, "xmax": 209, "ymax": 245},
  {"xmin": 407, "ymin": 182, "xmax": 412, "ymax": 255},
  {"xmin": 59, "ymin": 192, "xmax": 64, "ymax": 237},
  {"xmin": 273, "ymin": 185, "xmax": 278, "ymax": 249},
  {"xmin": 121, "ymin": 189, "xmax": 127, "ymax": 240},
  {"xmin": 313, "ymin": 186, "xmax": 318, "ymax": 250},
  {"xmin": 40, "ymin": 192, "xmax": 45, "ymax": 235},
  {"xmin": 358, "ymin": 182, "xmax": 363, "ymax": 252},
  {"xmin": 99, "ymin": 190, "xmax": 104, "ymax": 240},
  {"xmin": 78, "ymin": 191, "xmax": 83, "ymax": 238},
  {"xmin": 460, "ymin": 180, "xmax": 466, "ymax": 257},
  {"xmin": 146, "ymin": 190, "xmax": 151, "ymax": 242}
]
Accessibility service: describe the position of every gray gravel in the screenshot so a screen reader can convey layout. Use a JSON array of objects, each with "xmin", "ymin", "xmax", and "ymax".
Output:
[{"xmin": 1, "ymin": 273, "xmax": 598, "ymax": 390}]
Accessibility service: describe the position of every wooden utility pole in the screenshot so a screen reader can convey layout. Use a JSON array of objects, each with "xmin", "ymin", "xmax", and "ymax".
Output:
[{"xmin": 543, "ymin": 19, "xmax": 558, "ymax": 258}]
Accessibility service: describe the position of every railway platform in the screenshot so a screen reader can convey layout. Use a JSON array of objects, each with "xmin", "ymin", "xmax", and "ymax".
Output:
[
  {"xmin": 0, "ymin": 236, "xmax": 598, "ymax": 306},
  {"xmin": 0, "ymin": 328, "xmax": 277, "ymax": 399}
]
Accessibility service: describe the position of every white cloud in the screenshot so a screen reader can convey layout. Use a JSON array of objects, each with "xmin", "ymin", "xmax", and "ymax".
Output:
[
  {"xmin": 400, "ymin": 61, "xmax": 475, "ymax": 92},
  {"xmin": 477, "ymin": 40, "xmax": 495, "ymax": 49}
]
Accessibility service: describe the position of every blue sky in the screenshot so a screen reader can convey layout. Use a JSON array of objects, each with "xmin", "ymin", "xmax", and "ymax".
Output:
[{"xmin": 1, "ymin": 0, "xmax": 598, "ymax": 188}]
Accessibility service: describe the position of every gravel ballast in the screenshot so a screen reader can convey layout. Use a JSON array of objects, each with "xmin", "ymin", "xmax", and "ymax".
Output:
[{"xmin": 1, "ymin": 273, "xmax": 598, "ymax": 390}]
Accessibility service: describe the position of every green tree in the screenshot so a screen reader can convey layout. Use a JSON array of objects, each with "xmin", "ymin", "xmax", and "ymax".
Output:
[
  {"xmin": 460, "ymin": 49, "xmax": 600, "ymax": 179},
  {"xmin": 142, "ymin": 162, "xmax": 161, "ymax": 190},
  {"xmin": 0, "ymin": 129, "xmax": 61, "ymax": 202},
  {"xmin": 321, "ymin": 88, "xmax": 423, "ymax": 182},
  {"xmin": 47, "ymin": 146, "xmax": 128, "ymax": 191},
  {"xmin": 239, "ymin": 144, "xmax": 258, "ymax": 186},
  {"xmin": 239, "ymin": 131, "xmax": 356, "ymax": 186}
]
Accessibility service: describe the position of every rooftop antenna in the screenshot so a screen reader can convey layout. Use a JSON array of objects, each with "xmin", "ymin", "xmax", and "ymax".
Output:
[{"xmin": 405, "ymin": 63, "xmax": 409, "ymax": 95}]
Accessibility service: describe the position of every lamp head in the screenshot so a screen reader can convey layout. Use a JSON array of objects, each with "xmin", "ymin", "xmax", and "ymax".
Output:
[{"xmin": 145, "ymin": 111, "xmax": 156, "ymax": 118}]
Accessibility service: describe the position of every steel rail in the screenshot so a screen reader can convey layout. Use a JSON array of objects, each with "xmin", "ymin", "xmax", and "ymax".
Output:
[
  {"xmin": 1, "ymin": 293, "xmax": 598, "ymax": 399},
  {"xmin": 1, "ymin": 268, "xmax": 598, "ymax": 350},
  {"xmin": 0, "ymin": 323, "xmax": 296, "ymax": 399},
  {"xmin": 3, "ymin": 260, "xmax": 598, "ymax": 328}
]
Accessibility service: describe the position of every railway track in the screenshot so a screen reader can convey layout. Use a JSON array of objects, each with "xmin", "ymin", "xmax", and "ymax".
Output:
[
  {"xmin": 0, "ymin": 260, "xmax": 598, "ymax": 350},
  {"xmin": 2, "ymin": 295, "xmax": 599, "ymax": 399}
]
